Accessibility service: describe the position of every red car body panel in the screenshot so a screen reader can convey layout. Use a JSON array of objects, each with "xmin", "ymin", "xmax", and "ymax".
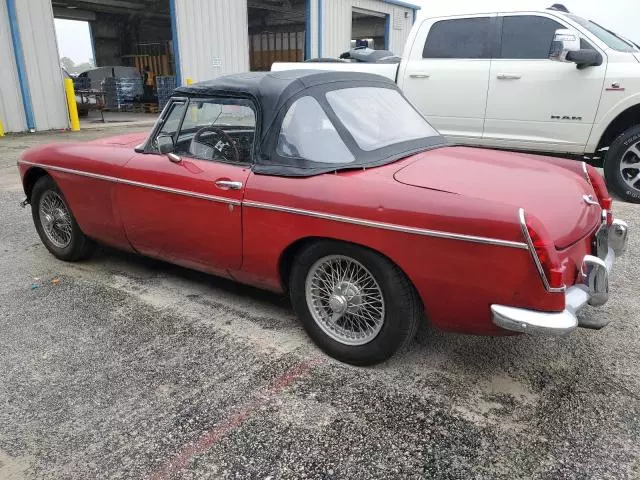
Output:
[{"xmin": 19, "ymin": 133, "xmax": 602, "ymax": 335}]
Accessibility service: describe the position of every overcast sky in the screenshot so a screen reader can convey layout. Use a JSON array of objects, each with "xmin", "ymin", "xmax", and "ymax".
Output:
[
  {"xmin": 54, "ymin": 18, "xmax": 93, "ymax": 65},
  {"xmin": 54, "ymin": 0, "xmax": 639, "ymax": 65}
]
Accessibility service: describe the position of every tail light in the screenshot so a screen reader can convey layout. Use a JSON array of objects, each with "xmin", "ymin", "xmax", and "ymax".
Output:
[
  {"xmin": 585, "ymin": 163, "xmax": 613, "ymax": 225},
  {"xmin": 520, "ymin": 210, "xmax": 565, "ymax": 291}
]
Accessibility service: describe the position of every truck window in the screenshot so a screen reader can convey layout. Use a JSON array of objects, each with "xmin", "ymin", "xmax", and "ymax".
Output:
[
  {"xmin": 422, "ymin": 17, "xmax": 492, "ymax": 59},
  {"xmin": 499, "ymin": 15, "xmax": 564, "ymax": 59}
]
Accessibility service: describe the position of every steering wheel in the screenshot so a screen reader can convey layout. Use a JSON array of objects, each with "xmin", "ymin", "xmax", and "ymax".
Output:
[{"xmin": 191, "ymin": 126, "xmax": 240, "ymax": 163}]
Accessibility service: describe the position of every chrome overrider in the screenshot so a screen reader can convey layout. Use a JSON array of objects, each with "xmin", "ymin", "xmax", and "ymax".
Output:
[{"xmin": 491, "ymin": 215, "xmax": 629, "ymax": 335}]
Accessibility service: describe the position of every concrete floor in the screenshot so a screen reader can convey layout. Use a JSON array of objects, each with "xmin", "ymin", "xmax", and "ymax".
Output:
[
  {"xmin": 1, "ymin": 126, "xmax": 639, "ymax": 479},
  {"xmin": 79, "ymin": 110, "xmax": 159, "ymax": 130}
]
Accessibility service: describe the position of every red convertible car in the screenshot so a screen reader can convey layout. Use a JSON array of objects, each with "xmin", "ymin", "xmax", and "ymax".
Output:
[{"xmin": 18, "ymin": 70, "xmax": 628, "ymax": 365}]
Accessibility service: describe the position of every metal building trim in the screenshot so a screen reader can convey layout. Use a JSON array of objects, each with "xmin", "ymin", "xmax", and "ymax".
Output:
[
  {"xmin": 317, "ymin": 0, "xmax": 323, "ymax": 57},
  {"xmin": 6, "ymin": 0, "xmax": 34, "ymax": 131},
  {"xmin": 384, "ymin": 13, "xmax": 390, "ymax": 49},
  {"xmin": 305, "ymin": 0, "xmax": 311, "ymax": 59},
  {"xmin": 170, "ymin": 0, "xmax": 182, "ymax": 85},
  {"xmin": 382, "ymin": 0, "xmax": 420, "ymax": 10}
]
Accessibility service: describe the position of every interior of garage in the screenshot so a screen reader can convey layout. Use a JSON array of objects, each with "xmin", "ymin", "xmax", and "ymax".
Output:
[
  {"xmin": 52, "ymin": 0, "xmax": 174, "ymax": 123},
  {"xmin": 351, "ymin": 8, "xmax": 387, "ymax": 50},
  {"xmin": 247, "ymin": 0, "xmax": 307, "ymax": 71}
]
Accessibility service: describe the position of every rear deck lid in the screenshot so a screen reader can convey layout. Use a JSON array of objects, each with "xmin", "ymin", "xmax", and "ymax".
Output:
[{"xmin": 394, "ymin": 147, "xmax": 601, "ymax": 249}]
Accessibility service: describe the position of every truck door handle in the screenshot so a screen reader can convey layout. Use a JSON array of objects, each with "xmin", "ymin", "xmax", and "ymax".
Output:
[
  {"xmin": 497, "ymin": 74, "xmax": 521, "ymax": 80},
  {"xmin": 215, "ymin": 180, "xmax": 243, "ymax": 190},
  {"xmin": 410, "ymin": 73, "xmax": 430, "ymax": 78}
]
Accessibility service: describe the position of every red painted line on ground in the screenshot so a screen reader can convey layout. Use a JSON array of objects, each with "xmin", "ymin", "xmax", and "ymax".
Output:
[{"xmin": 150, "ymin": 359, "xmax": 320, "ymax": 480}]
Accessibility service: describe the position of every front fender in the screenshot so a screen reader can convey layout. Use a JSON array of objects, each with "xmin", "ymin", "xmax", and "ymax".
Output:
[{"xmin": 587, "ymin": 91, "xmax": 640, "ymax": 153}]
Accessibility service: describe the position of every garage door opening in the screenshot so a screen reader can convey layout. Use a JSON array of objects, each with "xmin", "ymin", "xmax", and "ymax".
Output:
[
  {"xmin": 248, "ymin": 0, "xmax": 307, "ymax": 71},
  {"xmin": 351, "ymin": 8, "xmax": 388, "ymax": 50},
  {"xmin": 52, "ymin": 0, "xmax": 175, "ymax": 125}
]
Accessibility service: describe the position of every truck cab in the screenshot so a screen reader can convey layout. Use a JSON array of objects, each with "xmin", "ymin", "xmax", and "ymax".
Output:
[
  {"xmin": 399, "ymin": 7, "xmax": 640, "ymax": 202},
  {"xmin": 273, "ymin": 5, "xmax": 640, "ymax": 203}
]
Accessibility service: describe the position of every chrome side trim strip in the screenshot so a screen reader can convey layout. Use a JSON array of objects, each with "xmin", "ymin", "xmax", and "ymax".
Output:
[
  {"xmin": 582, "ymin": 161, "xmax": 591, "ymax": 184},
  {"xmin": 518, "ymin": 208, "xmax": 566, "ymax": 293},
  {"xmin": 21, "ymin": 160, "xmax": 529, "ymax": 249},
  {"xmin": 244, "ymin": 200, "xmax": 529, "ymax": 249},
  {"xmin": 19, "ymin": 160, "xmax": 241, "ymax": 206}
]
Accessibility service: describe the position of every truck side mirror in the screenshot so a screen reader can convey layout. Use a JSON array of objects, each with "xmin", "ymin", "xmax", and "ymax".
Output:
[
  {"xmin": 549, "ymin": 28, "xmax": 580, "ymax": 62},
  {"xmin": 566, "ymin": 49, "xmax": 603, "ymax": 69}
]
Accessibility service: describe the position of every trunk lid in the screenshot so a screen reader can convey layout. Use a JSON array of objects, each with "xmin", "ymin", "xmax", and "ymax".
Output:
[{"xmin": 394, "ymin": 147, "xmax": 601, "ymax": 249}]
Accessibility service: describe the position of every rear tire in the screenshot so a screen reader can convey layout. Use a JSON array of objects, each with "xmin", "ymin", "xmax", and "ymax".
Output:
[
  {"xmin": 289, "ymin": 240, "xmax": 422, "ymax": 366},
  {"xmin": 604, "ymin": 125, "xmax": 640, "ymax": 203},
  {"xmin": 31, "ymin": 175, "xmax": 94, "ymax": 261}
]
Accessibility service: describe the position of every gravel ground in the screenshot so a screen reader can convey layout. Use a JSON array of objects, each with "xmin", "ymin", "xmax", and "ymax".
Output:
[{"xmin": 0, "ymin": 129, "xmax": 639, "ymax": 479}]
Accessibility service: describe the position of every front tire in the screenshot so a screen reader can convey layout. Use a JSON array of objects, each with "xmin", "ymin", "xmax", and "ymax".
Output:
[
  {"xmin": 604, "ymin": 125, "xmax": 640, "ymax": 203},
  {"xmin": 31, "ymin": 175, "xmax": 94, "ymax": 261},
  {"xmin": 289, "ymin": 240, "xmax": 422, "ymax": 366}
]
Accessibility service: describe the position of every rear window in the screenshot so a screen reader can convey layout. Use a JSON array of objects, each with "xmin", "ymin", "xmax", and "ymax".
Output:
[
  {"xmin": 326, "ymin": 87, "xmax": 438, "ymax": 151},
  {"xmin": 423, "ymin": 17, "xmax": 493, "ymax": 59}
]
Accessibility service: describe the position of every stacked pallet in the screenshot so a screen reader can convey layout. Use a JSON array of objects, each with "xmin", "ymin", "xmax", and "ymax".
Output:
[
  {"xmin": 73, "ymin": 76, "xmax": 91, "ymax": 91},
  {"xmin": 104, "ymin": 77, "xmax": 143, "ymax": 111}
]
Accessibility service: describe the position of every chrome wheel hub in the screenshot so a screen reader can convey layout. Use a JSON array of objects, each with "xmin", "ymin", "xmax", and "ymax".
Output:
[
  {"xmin": 38, "ymin": 191, "xmax": 72, "ymax": 249},
  {"xmin": 305, "ymin": 255, "xmax": 385, "ymax": 346},
  {"xmin": 620, "ymin": 142, "xmax": 640, "ymax": 192}
]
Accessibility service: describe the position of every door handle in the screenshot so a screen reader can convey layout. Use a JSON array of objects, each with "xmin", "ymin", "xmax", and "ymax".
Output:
[
  {"xmin": 497, "ymin": 74, "xmax": 522, "ymax": 80},
  {"xmin": 215, "ymin": 180, "xmax": 243, "ymax": 190},
  {"xmin": 410, "ymin": 73, "xmax": 430, "ymax": 78}
]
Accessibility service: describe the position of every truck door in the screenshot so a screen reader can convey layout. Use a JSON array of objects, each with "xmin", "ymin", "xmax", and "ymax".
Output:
[
  {"xmin": 398, "ymin": 15, "xmax": 495, "ymax": 142},
  {"xmin": 483, "ymin": 14, "xmax": 605, "ymax": 154}
]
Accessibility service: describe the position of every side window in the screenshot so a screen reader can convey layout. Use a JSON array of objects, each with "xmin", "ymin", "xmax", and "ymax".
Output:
[
  {"xmin": 500, "ymin": 15, "xmax": 565, "ymax": 59},
  {"xmin": 277, "ymin": 96, "xmax": 354, "ymax": 164},
  {"xmin": 423, "ymin": 18, "xmax": 492, "ymax": 59},
  {"xmin": 175, "ymin": 98, "xmax": 256, "ymax": 164},
  {"xmin": 151, "ymin": 101, "xmax": 186, "ymax": 151}
]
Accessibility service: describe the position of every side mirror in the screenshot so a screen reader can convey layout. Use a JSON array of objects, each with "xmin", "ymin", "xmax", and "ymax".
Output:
[
  {"xmin": 156, "ymin": 134, "xmax": 174, "ymax": 154},
  {"xmin": 549, "ymin": 28, "xmax": 580, "ymax": 62},
  {"xmin": 566, "ymin": 49, "xmax": 603, "ymax": 69}
]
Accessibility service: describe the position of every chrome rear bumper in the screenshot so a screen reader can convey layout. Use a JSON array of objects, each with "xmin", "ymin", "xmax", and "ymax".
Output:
[{"xmin": 491, "ymin": 219, "xmax": 628, "ymax": 336}]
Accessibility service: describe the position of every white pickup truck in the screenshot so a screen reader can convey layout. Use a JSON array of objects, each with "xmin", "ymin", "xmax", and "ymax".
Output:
[{"xmin": 273, "ymin": 5, "xmax": 640, "ymax": 203}]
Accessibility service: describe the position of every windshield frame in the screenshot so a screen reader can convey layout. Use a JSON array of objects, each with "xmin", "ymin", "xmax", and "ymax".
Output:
[{"xmin": 567, "ymin": 13, "xmax": 637, "ymax": 52}]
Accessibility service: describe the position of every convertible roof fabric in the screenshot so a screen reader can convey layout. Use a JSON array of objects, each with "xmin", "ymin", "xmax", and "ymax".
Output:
[
  {"xmin": 173, "ymin": 70, "xmax": 447, "ymax": 176},
  {"xmin": 174, "ymin": 70, "xmax": 396, "ymax": 137}
]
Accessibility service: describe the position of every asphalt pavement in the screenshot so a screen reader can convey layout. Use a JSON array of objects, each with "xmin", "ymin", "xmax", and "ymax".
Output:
[{"xmin": 0, "ymin": 128, "xmax": 639, "ymax": 479}]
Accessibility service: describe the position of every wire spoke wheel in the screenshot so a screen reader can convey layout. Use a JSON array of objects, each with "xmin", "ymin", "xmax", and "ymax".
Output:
[
  {"xmin": 38, "ymin": 190, "xmax": 72, "ymax": 249},
  {"xmin": 621, "ymin": 141, "xmax": 640, "ymax": 191},
  {"xmin": 305, "ymin": 254, "xmax": 385, "ymax": 346}
]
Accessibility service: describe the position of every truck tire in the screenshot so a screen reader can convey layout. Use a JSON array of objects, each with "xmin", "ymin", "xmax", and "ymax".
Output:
[{"xmin": 604, "ymin": 125, "xmax": 640, "ymax": 203}]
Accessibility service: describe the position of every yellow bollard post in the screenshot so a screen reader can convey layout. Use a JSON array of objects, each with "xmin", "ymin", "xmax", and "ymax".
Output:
[
  {"xmin": 64, "ymin": 78, "xmax": 80, "ymax": 132},
  {"xmin": 186, "ymin": 78, "xmax": 193, "ymax": 85},
  {"xmin": 0, "ymin": 120, "xmax": 4, "ymax": 137}
]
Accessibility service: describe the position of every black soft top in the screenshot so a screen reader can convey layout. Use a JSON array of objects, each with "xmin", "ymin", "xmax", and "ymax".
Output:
[
  {"xmin": 172, "ymin": 70, "xmax": 446, "ymax": 177},
  {"xmin": 174, "ymin": 70, "xmax": 397, "ymax": 137}
]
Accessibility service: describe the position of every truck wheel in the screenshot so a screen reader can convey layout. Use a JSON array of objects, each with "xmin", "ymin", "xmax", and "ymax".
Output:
[
  {"xmin": 289, "ymin": 240, "xmax": 422, "ymax": 366},
  {"xmin": 31, "ymin": 175, "xmax": 95, "ymax": 261},
  {"xmin": 604, "ymin": 125, "xmax": 640, "ymax": 203}
]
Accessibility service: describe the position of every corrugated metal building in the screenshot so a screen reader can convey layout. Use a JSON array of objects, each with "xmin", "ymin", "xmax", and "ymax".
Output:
[{"xmin": 0, "ymin": 0, "xmax": 419, "ymax": 133}]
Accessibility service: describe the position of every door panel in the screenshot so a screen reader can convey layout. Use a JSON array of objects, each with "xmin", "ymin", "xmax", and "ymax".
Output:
[
  {"xmin": 399, "ymin": 15, "xmax": 494, "ymax": 140},
  {"xmin": 403, "ymin": 60, "xmax": 492, "ymax": 138},
  {"xmin": 117, "ymin": 153, "xmax": 249, "ymax": 272},
  {"xmin": 483, "ymin": 14, "xmax": 606, "ymax": 153}
]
